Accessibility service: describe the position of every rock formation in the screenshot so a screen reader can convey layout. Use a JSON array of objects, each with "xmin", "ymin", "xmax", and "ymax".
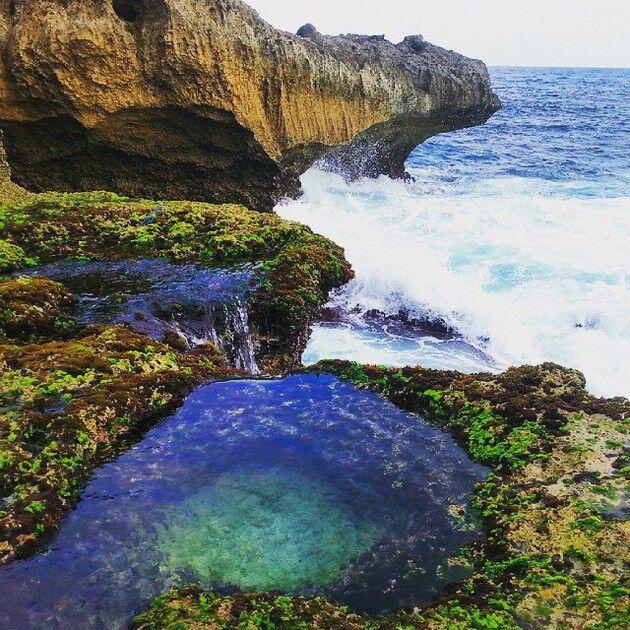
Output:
[
  {"xmin": 0, "ymin": 0, "xmax": 500, "ymax": 209},
  {"xmin": 0, "ymin": 130, "xmax": 10, "ymax": 184}
]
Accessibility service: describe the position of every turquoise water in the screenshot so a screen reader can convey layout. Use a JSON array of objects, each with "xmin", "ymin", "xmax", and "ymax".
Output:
[
  {"xmin": 156, "ymin": 471, "xmax": 382, "ymax": 592},
  {"xmin": 0, "ymin": 375, "xmax": 487, "ymax": 628}
]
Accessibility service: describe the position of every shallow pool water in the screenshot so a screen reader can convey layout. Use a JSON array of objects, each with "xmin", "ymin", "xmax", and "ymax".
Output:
[
  {"xmin": 0, "ymin": 374, "xmax": 487, "ymax": 629},
  {"xmin": 303, "ymin": 321, "xmax": 499, "ymax": 374},
  {"xmin": 24, "ymin": 259, "xmax": 258, "ymax": 372}
]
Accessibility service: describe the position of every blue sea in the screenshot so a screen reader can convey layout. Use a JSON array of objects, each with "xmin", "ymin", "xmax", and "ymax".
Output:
[{"xmin": 279, "ymin": 67, "xmax": 630, "ymax": 397}]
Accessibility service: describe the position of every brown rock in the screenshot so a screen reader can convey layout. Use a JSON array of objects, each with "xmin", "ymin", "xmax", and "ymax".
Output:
[
  {"xmin": 0, "ymin": 129, "xmax": 9, "ymax": 184},
  {"xmin": 0, "ymin": 0, "xmax": 500, "ymax": 210}
]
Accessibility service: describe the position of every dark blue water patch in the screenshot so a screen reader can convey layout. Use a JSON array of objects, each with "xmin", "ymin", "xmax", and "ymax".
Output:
[
  {"xmin": 407, "ymin": 67, "xmax": 630, "ymax": 197},
  {"xmin": 23, "ymin": 259, "xmax": 259, "ymax": 373},
  {"xmin": 0, "ymin": 374, "xmax": 488, "ymax": 629}
]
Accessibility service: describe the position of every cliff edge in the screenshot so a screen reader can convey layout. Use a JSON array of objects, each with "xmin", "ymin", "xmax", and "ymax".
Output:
[{"xmin": 0, "ymin": 0, "xmax": 500, "ymax": 209}]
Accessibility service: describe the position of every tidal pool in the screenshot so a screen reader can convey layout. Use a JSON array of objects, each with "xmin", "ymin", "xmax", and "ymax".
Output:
[
  {"xmin": 0, "ymin": 374, "xmax": 487, "ymax": 629},
  {"xmin": 24, "ymin": 259, "xmax": 258, "ymax": 372}
]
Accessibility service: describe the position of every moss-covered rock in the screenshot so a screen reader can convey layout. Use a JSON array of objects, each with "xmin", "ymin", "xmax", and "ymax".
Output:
[
  {"xmin": 131, "ymin": 587, "xmax": 369, "ymax": 630},
  {"xmin": 0, "ymin": 190, "xmax": 352, "ymax": 370},
  {"xmin": 0, "ymin": 276, "xmax": 75, "ymax": 340},
  {"xmin": 136, "ymin": 362, "xmax": 628, "ymax": 628},
  {"xmin": 0, "ymin": 325, "xmax": 231, "ymax": 563},
  {"xmin": 0, "ymin": 238, "xmax": 29, "ymax": 274}
]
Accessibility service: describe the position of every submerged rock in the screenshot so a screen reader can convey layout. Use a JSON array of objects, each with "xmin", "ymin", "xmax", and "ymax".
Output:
[{"xmin": 0, "ymin": 0, "xmax": 500, "ymax": 210}]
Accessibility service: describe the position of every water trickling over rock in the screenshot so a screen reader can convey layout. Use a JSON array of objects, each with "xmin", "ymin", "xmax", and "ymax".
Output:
[{"xmin": 25, "ymin": 259, "xmax": 259, "ymax": 373}]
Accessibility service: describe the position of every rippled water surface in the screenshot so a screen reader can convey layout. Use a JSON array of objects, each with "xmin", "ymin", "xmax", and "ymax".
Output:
[
  {"xmin": 279, "ymin": 67, "xmax": 630, "ymax": 396},
  {"xmin": 0, "ymin": 375, "xmax": 487, "ymax": 629}
]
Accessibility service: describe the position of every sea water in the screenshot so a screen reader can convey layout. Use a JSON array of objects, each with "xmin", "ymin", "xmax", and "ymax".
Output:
[{"xmin": 278, "ymin": 67, "xmax": 630, "ymax": 397}]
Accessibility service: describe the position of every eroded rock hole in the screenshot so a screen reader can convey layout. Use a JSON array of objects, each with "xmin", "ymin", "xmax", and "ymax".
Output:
[{"xmin": 112, "ymin": 0, "xmax": 144, "ymax": 23}]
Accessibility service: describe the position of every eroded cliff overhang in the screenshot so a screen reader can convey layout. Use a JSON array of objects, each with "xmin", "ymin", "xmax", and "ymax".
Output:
[{"xmin": 0, "ymin": 0, "xmax": 501, "ymax": 209}]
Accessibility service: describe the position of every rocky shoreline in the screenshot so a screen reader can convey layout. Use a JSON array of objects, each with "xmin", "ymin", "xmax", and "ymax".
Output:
[
  {"xmin": 0, "ymin": 2, "xmax": 627, "ymax": 629},
  {"xmin": 2, "ymin": 180, "xmax": 627, "ymax": 623}
]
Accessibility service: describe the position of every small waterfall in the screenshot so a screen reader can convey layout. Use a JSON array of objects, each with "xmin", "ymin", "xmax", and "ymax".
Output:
[
  {"xmin": 226, "ymin": 300, "xmax": 259, "ymax": 375},
  {"xmin": 172, "ymin": 299, "xmax": 259, "ymax": 374}
]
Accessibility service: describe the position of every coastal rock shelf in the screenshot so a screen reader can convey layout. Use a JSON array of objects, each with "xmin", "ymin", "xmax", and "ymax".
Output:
[
  {"xmin": 0, "ymin": 375, "xmax": 487, "ymax": 628},
  {"xmin": 0, "ymin": 189, "xmax": 352, "ymax": 372},
  {"xmin": 0, "ymin": 0, "xmax": 499, "ymax": 209},
  {"xmin": 0, "ymin": 6, "xmax": 626, "ymax": 628}
]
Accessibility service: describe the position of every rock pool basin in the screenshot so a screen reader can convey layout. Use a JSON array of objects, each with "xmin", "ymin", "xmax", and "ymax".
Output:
[{"xmin": 0, "ymin": 374, "xmax": 487, "ymax": 629}]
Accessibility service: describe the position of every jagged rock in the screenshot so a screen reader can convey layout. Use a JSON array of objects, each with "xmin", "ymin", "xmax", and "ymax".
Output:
[
  {"xmin": 402, "ymin": 34, "xmax": 427, "ymax": 52},
  {"xmin": 0, "ymin": 0, "xmax": 500, "ymax": 209}
]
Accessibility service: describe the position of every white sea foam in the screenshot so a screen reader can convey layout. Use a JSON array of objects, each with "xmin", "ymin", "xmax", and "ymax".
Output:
[{"xmin": 277, "ymin": 168, "xmax": 630, "ymax": 397}]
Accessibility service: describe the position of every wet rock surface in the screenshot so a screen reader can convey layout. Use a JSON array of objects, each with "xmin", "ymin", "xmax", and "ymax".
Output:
[
  {"xmin": 0, "ymin": 276, "xmax": 74, "ymax": 340},
  {"xmin": 23, "ymin": 259, "xmax": 259, "ymax": 373},
  {"xmin": 0, "ymin": 189, "xmax": 352, "ymax": 372},
  {"xmin": 0, "ymin": 0, "xmax": 499, "ymax": 209}
]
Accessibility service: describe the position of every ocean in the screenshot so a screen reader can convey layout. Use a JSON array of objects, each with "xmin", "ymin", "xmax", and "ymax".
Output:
[{"xmin": 278, "ymin": 67, "xmax": 630, "ymax": 397}]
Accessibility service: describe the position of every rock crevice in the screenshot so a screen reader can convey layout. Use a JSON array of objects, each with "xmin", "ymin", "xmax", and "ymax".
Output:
[{"xmin": 0, "ymin": 0, "xmax": 500, "ymax": 209}]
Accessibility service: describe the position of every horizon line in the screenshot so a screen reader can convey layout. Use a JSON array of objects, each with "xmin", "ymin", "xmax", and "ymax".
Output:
[{"xmin": 488, "ymin": 63, "xmax": 629, "ymax": 70}]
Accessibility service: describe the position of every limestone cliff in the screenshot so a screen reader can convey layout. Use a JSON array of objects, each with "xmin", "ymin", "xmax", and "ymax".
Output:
[{"xmin": 0, "ymin": 0, "xmax": 500, "ymax": 209}]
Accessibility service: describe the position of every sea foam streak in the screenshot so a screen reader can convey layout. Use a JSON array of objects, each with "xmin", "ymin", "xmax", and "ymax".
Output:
[{"xmin": 278, "ymin": 168, "xmax": 629, "ymax": 397}]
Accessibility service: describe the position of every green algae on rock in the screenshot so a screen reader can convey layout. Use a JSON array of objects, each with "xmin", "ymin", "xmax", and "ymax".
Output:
[
  {"xmin": 0, "ymin": 276, "xmax": 75, "ymax": 340},
  {"xmin": 0, "ymin": 326, "xmax": 230, "ymax": 563},
  {"xmin": 307, "ymin": 361, "xmax": 630, "ymax": 629},
  {"xmin": 131, "ymin": 587, "xmax": 370, "ymax": 630},
  {"xmin": 0, "ymin": 190, "xmax": 352, "ymax": 371},
  {"xmin": 136, "ymin": 361, "xmax": 628, "ymax": 628},
  {"xmin": 0, "ymin": 239, "xmax": 30, "ymax": 274}
]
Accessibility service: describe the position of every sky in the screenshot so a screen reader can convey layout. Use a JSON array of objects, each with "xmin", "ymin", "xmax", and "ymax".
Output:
[{"xmin": 246, "ymin": 1, "xmax": 629, "ymax": 68}]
